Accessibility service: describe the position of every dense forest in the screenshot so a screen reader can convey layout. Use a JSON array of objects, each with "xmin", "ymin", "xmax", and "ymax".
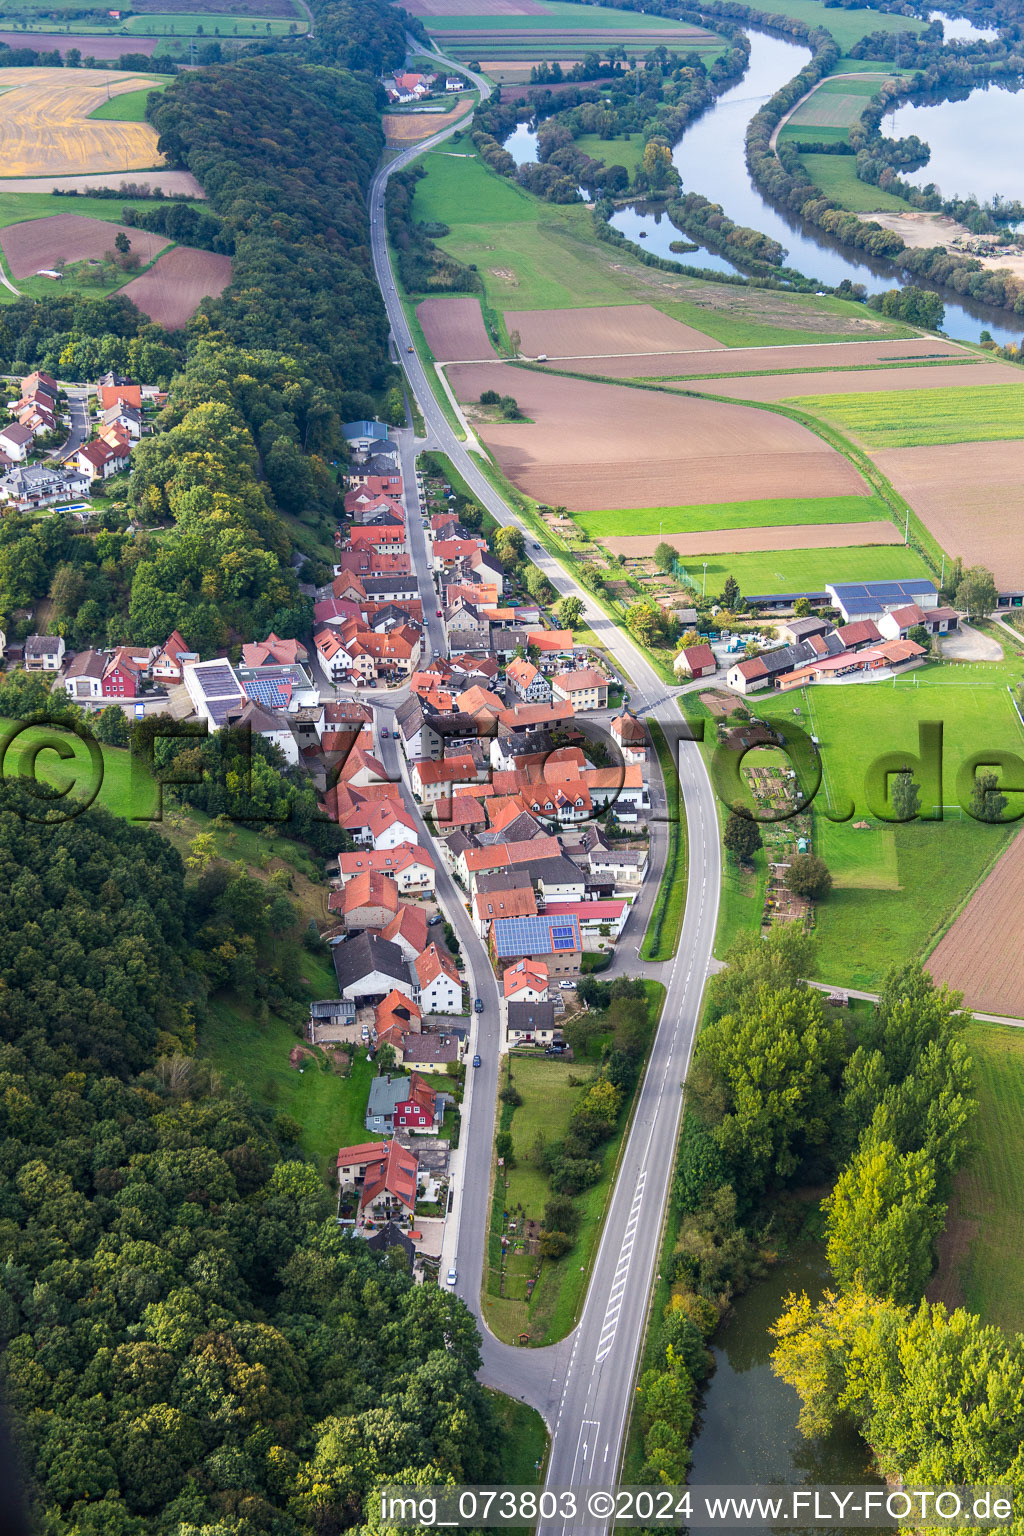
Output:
[{"xmin": 0, "ymin": 786, "xmax": 496, "ymax": 1533}]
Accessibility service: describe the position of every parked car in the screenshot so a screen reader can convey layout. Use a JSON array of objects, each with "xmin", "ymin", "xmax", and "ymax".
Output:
[
  {"xmin": 545, "ymin": 1043, "xmax": 567, "ymax": 1055},
  {"xmin": 380, "ymin": 728, "xmax": 389, "ymax": 739},
  {"xmin": 436, "ymin": 608, "xmax": 443, "ymax": 617},
  {"xmin": 472, "ymin": 1053, "xmax": 481, "ymax": 1068},
  {"xmin": 446, "ymin": 1266, "xmax": 457, "ymax": 1286},
  {"xmin": 474, "ymin": 998, "xmax": 484, "ymax": 1013},
  {"xmin": 428, "ymin": 913, "xmax": 443, "ymax": 926},
  {"xmin": 559, "ymin": 979, "xmax": 576, "ymax": 990}
]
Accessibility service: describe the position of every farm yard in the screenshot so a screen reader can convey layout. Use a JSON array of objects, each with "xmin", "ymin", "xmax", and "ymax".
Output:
[
  {"xmin": 0, "ymin": 68, "xmax": 165, "ymax": 177},
  {"xmin": 417, "ymin": 295, "xmax": 498, "ymax": 360},
  {"xmin": 119, "ymin": 245, "xmax": 233, "ymax": 328},
  {"xmin": 0, "ymin": 213, "xmax": 169, "ymax": 279},
  {"xmin": 873, "ymin": 441, "xmax": 1024, "ymax": 590},
  {"xmin": 792, "ymin": 382, "xmax": 1024, "ymax": 448},
  {"xmin": 602, "ymin": 519, "xmax": 902, "ymax": 560},
  {"xmin": 575, "ymin": 492, "xmax": 888, "ymax": 540},
  {"xmin": 445, "ymin": 360, "xmax": 868, "ymax": 510},
  {"xmin": 929, "ymin": 832, "xmax": 1024, "ymax": 1019}
]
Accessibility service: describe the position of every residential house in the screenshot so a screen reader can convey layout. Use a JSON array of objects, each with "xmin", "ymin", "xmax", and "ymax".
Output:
[
  {"xmin": 525, "ymin": 854, "xmax": 587, "ymax": 904},
  {"xmin": 224, "ymin": 699, "xmax": 300, "ymax": 767},
  {"xmin": 63, "ymin": 649, "xmax": 106, "ymax": 702},
  {"xmin": 73, "ymin": 439, "xmax": 130, "ymax": 481},
  {"xmin": 491, "ymin": 913, "xmax": 583, "ymax": 976},
  {"xmin": 332, "ymin": 931, "xmax": 414, "ymax": 1003},
  {"xmin": 151, "ymin": 629, "xmax": 196, "ymax": 684},
  {"xmin": 98, "ymin": 382, "xmax": 142, "ymax": 410},
  {"xmin": 336, "ymin": 1139, "xmax": 418, "ymax": 1219},
  {"xmin": 673, "ymin": 643, "xmax": 717, "ymax": 680},
  {"xmin": 331, "ymin": 845, "xmax": 435, "ymax": 894},
  {"xmin": 414, "ymin": 943, "xmax": 462, "ymax": 1014},
  {"xmin": 23, "ymin": 369, "xmax": 59, "ymax": 405},
  {"xmin": 506, "ymin": 655, "xmax": 552, "ymax": 702},
  {"xmin": 411, "ymin": 754, "xmax": 484, "ymax": 804},
  {"xmin": 100, "ymin": 402, "xmax": 143, "ymax": 441},
  {"xmin": 502, "ymin": 958, "xmax": 549, "ymax": 1004},
  {"xmin": 588, "ymin": 843, "xmax": 649, "ymax": 889},
  {"xmin": 552, "ymin": 667, "xmax": 608, "ymax": 711},
  {"xmin": 342, "ymin": 870, "xmax": 401, "ymax": 932},
  {"xmin": 445, "ymin": 75, "xmax": 465, "ymax": 90},
  {"xmin": 0, "ymin": 422, "xmax": 34, "ymax": 461},
  {"xmin": 373, "ymin": 989, "xmax": 423, "ymax": 1055},
  {"xmin": 0, "ymin": 463, "xmax": 90, "ymax": 510},
  {"xmin": 545, "ymin": 898, "xmax": 628, "ymax": 939},
  {"xmin": 24, "ymin": 634, "xmax": 65, "ymax": 672},
  {"xmin": 610, "ymin": 711, "xmax": 648, "ymax": 764},
  {"xmin": 524, "ymin": 629, "xmax": 578, "ymax": 667},
  {"xmin": 242, "ymin": 633, "xmax": 309, "ymax": 668},
  {"xmin": 382, "ymin": 904, "xmax": 429, "ymax": 963},
  {"xmin": 506, "ymin": 1000, "xmax": 561, "ymax": 1048},
  {"xmin": 101, "ymin": 645, "xmax": 151, "ymax": 699},
  {"xmin": 342, "ymin": 419, "xmax": 390, "ymax": 451},
  {"xmin": 877, "ymin": 602, "xmax": 961, "ymax": 640},
  {"xmin": 473, "ymin": 883, "xmax": 538, "ymax": 938},
  {"xmin": 365, "ymin": 1072, "xmax": 441, "ymax": 1135}
]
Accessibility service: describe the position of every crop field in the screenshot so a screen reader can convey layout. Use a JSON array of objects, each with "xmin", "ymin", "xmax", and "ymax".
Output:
[
  {"xmin": 0, "ymin": 30, "xmax": 160, "ymax": 56},
  {"xmin": 929, "ymin": 832, "xmax": 1024, "ymax": 1018},
  {"xmin": 575, "ymin": 492, "xmax": 888, "ymax": 539},
  {"xmin": 0, "ymin": 212, "xmax": 169, "ymax": 277},
  {"xmin": 603, "ymin": 519, "xmax": 900, "ymax": 560},
  {"xmin": 418, "ymin": 295, "xmax": 497, "ymax": 360},
  {"xmin": 573, "ymin": 131, "xmax": 645, "ymax": 174},
  {"xmin": 874, "ymin": 440, "xmax": 1024, "ymax": 590},
  {"xmin": 676, "ymin": 540, "xmax": 929, "ymax": 599},
  {"xmin": 119, "ymin": 244, "xmax": 231, "ymax": 327},
  {"xmin": 384, "ymin": 97, "xmax": 475, "ymax": 143},
  {"xmin": 792, "ymin": 382, "xmax": 1024, "ymax": 448},
  {"xmin": 506, "ymin": 302, "xmax": 720, "ymax": 357},
  {"xmin": 686, "ymin": 360, "xmax": 1012, "ymax": 403},
  {"xmin": 797, "ymin": 152, "xmax": 915, "ymax": 211},
  {"xmin": 404, "ymin": 0, "xmax": 550, "ymax": 14},
  {"xmin": 742, "ymin": 0, "xmax": 925, "ymax": 50},
  {"xmin": 0, "ymin": 170, "xmax": 201, "ymax": 196},
  {"xmin": 426, "ymin": 1, "xmax": 716, "ymax": 31},
  {"xmin": 0, "ymin": 68, "xmax": 164, "ymax": 176},
  {"xmin": 660, "ymin": 336, "xmax": 967, "ymax": 375},
  {"xmin": 447, "ymin": 359, "xmax": 867, "ymax": 509},
  {"xmin": 798, "ymin": 676, "xmax": 1022, "ymax": 990},
  {"xmin": 784, "ymin": 85, "xmax": 877, "ymax": 131}
]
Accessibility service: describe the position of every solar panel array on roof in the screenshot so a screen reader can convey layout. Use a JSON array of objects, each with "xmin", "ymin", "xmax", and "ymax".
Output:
[
  {"xmin": 243, "ymin": 677, "xmax": 289, "ymax": 710},
  {"xmin": 207, "ymin": 696, "xmax": 239, "ymax": 726},
  {"xmin": 828, "ymin": 580, "xmax": 936, "ymax": 601},
  {"xmin": 195, "ymin": 663, "xmax": 236, "ymax": 698},
  {"xmin": 493, "ymin": 913, "xmax": 581, "ymax": 957}
]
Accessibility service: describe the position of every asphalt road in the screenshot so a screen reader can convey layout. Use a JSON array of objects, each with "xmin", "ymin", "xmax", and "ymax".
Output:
[{"xmin": 366, "ymin": 76, "xmax": 724, "ymax": 1528}]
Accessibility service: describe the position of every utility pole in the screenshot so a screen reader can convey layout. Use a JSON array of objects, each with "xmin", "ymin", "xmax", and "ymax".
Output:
[{"xmin": 702, "ymin": 560, "xmax": 707, "ymax": 596}]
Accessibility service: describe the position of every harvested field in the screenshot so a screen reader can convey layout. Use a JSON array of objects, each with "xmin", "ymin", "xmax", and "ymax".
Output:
[
  {"xmin": 873, "ymin": 439, "xmax": 1024, "ymax": 590},
  {"xmin": 0, "ymin": 170, "xmax": 202, "ymax": 196},
  {"xmin": 447, "ymin": 361, "xmax": 867, "ymax": 510},
  {"xmin": 0, "ymin": 30, "xmax": 157, "ymax": 56},
  {"xmin": 418, "ymin": 295, "xmax": 497, "ymax": 361},
  {"xmin": 603, "ymin": 519, "xmax": 900, "ymax": 559},
  {"xmin": 528, "ymin": 335, "xmax": 972, "ymax": 379},
  {"xmin": 0, "ymin": 212, "xmax": 168, "ymax": 277},
  {"xmin": 505, "ymin": 302, "xmax": 720, "ymax": 357},
  {"xmin": 119, "ymin": 244, "xmax": 231, "ymax": 328},
  {"xmin": 0, "ymin": 68, "xmax": 163, "ymax": 176},
  {"xmin": 677, "ymin": 360, "xmax": 1014, "ymax": 403},
  {"xmin": 404, "ymin": 0, "xmax": 548, "ymax": 12},
  {"xmin": 929, "ymin": 831, "xmax": 1024, "ymax": 1018},
  {"xmin": 384, "ymin": 97, "xmax": 474, "ymax": 142}
]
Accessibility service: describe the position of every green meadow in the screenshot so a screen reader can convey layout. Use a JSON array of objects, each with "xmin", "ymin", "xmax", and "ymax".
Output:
[
  {"xmin": 792, "ymin": 383, "xmax": 1024, "ymax": 447},
  {"xmin": 743, "ymin": 0, "xmax": 924, "ymax": 50},
  {"xmin": 576, "ymin": 492, "xmax": 890, "ymax": 540},
  {"xmin": 796, "ymin": 153, "xmax": 915, "ymax": 211},
  {"xmin": 683, "ymin": 541, "xmax": 930, "ymax": 600},
  {"xmin": 89, "ymin": 84, "xmax": 167, "ymax": 121}
]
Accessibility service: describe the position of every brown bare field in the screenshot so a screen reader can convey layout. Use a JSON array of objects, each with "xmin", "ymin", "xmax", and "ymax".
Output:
[
  {"xmin": 873, "ymin": 439, "xmax": 1024, "ymax": 589},
  {"xmin": 676, "ymin": 361, "xmax": 1015, "ymax": 403},
  {"xmin": 0, "ymin": 170, "xmax": 203, "ymax": 196},
  {"xmin": 119, "ymin": 245, "xmax": 231, "ymax": 328},
  {"xmin": 506, "ymin": 302, "xmax": 721, "ymax": 358},
  {"xmin": 437, "ymin": 26, "xmax": 705, "ymax": 41},
  {"xmin": 404, "ymin": 0, "xmax": 547, "ymax": 13},
  {"xmin": 0, "ymin": 31, "xmax": 158, "ymax": 57},
  {"xmin": 132, "ymin": 0, "xmax": 295, "ymax": 10},
  {"xmin": 603, "ymin": 520, "xmax": 900, "ymax": 559},
  {"xmin": 384, "ymin": 97, "xmax": 474, "ymax": 143},
  {"xmin": 418, "ymin": 296, "xmax": 497, "ymax": 361},
  {"xmin": 0, "ymin": 68, "xmax": 163, "ymax": 176},
  {"xmin": 448, "ymin": 361, "xmax": 866, "ymax": 510},
  {"xmin": 660, "ymin": 336, "xmax": 971, "ymax": 377},
  {"xmin": 0, "ymin": 213, "xmax": 169, "ymax": 278},
  {"xmin": 928, "ymin": 831, "xmax": 1024, "ymax": 1017}
]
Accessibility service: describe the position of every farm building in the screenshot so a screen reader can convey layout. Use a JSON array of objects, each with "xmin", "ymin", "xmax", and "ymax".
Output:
[
  {"xmin": 826, "ymin": 579, "xmax": 939, "ymax": 623},
  {"xmin": 673, "ymin": 643, "xmax": 717, "ymax": 679}
]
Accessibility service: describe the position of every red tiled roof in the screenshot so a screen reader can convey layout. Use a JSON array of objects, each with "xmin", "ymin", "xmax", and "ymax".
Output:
[{"xmin": 414, "ymin": 942, "xmax": 460, "ymax": 989}]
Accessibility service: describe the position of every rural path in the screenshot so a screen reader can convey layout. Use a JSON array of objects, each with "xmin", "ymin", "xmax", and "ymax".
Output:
[
  {"xmin": 369, "ymin": 77, "xmax": 725, "ymax": 1535},
  {"xmin": 806, "ymin": 979, "xmax": 1024, "ymax": 1028}
]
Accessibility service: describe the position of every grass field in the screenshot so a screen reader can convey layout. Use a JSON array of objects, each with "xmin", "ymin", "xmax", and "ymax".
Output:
[
  {"xmin": 0, "ymin": 189, "xmax": 192, "ymax": 230},
  {"xmin": 428, "ymin": 1, "xmax": 706, "ymax": 29},
  {"xmin": 576, "ymin": 492, "xmax": 891, "ymax": 540},
  {"xmin": 792, "ymin": 382, "xmax": 1024, "ymax": 448},
  {"xmin": 0, "ymin": 717, "xmax": 161, "ymax": 819},
  {"xmin": 574, "ymin": 130, "xmax": 644, "ymax": 174},
  {"xmin": 942, "ymin": 1024, "xmax": 1024, "ymax": 1334},
  {"xmin": 796, "ymin": 675, "xmax": 1023, "ymax": 988},
  {"xmin": 797, "ymin": 152, "xmax": 914, "ymax": 212},
  {"xmin": 121, "ymin": 12, "xmax": 303, "ymax": 33},
  {"xmin": 658, "ymin": 293, "xmax": 913, "ymax": 346},
  {"xmin": 642, "ymin": 722, "xmax": 686, "ymax": 961},
  {"xmin": 683, "ymin": 541, "xmax": 930, "ymax": 600},
  {"xmin": 744, "ymin": 0, "xmax": 924, "ymax": 49},
  {"xmin": 89, "ymin": 84, "xmax": 166, "ymax": 120},
  {"xmin": 486, "ymin": 1390, "xmax": 549, "ymax": 1482}
]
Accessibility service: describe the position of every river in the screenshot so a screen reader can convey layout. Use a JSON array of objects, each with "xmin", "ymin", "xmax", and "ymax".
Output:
[
  {"xmin": 688, "ymin": 1250, "xmax": 892, "ymax": 1531},
  {"xmin": 928, "ymin": 8, "xmax": 999, "ymax": 42}
]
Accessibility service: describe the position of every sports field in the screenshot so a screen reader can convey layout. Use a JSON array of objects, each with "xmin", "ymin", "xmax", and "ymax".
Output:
[
  {"xmin": 575, "ymin": 493, "xmax": 887, "ymax": 539},
  {"xmin": 684, "ymin": 541, "xmax": 930, "ymax": 599},
  {"xmin": 795, "ymin": 675, "xmax": 1023, "ymax": 990},
  {"xmin": 793, "ymin": 382, "xmax": 1024, "ymax": 448}
]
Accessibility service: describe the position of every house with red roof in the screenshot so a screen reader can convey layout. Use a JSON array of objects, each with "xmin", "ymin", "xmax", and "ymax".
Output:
[
  {"xmin": 72, "ymin": 438, "xmax": 130, "ymax": 480},
  {"xmin": 242, "ymin": 632, "xmax": 308, "ymax": 667},
  {"xmin": 342, "ymin": 869, "xmax": 401, "ymax": 932},
  {"xmin": 506, "ymin": 655, "xmax": 552, "ymax": 703},
  {"xmin": 330, "ymin": 844, "xmax": 435, "ymax": 894},
  {"xmin": 336, "ymin": 1139, "xmax": 419, "ymax": 1219},
  {"xmin": 366, "ymin": 1071, "xmax": 442, "ymax": 1134},
  {"xmin": 382, "ymin": 903, "xmax": 429, "ymax": 962},
  {"xmin": 503, "ymin": 959, "xmax": 549, "ymax": 1003},
  {"xmin": 151, "ymin": 629, "xmax": 195, "ymax": 684},
  {"xmin": 101, "ymin": 646, "xmax": 152, "ymax": 698},
  {"xmin": 414, "ymin": 943, "xmax": 463, "ymax": 1014}
]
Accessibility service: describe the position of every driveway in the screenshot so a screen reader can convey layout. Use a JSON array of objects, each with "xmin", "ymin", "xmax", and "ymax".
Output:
[{"xmin": 939, "ymin": 621, "xmax": 1004, "ymax": 661}]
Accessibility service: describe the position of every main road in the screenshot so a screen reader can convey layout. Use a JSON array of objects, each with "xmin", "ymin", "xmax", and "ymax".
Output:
[{"xmin": 367, "ymin": 74, "xmax": 723, "ymax": 1530}]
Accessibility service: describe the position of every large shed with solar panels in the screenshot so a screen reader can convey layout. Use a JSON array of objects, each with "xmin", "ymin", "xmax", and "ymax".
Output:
[{"xmin": 490, "ymin": 913, "xmax": 582, "ymax": 977}]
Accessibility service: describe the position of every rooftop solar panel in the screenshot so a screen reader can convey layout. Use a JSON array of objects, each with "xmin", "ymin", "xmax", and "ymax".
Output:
[{"xmin": 196, "ymin": 663, "xmax": 237, "ymax": 698}]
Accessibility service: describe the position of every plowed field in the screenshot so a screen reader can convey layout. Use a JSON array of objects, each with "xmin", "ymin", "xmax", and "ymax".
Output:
[
  {"xmin": 418, "ymin": 296, "xmax": 497, "ymax": 361},
  {"xmin": 660, "ymin": 337, "xmax": 969, "ymax": 376},
  {"xmin": 0, "ymin": 31, "xmax": 158, "ymax": 56},
  {"xmin": 119, "ymin": 245, "xmax": 232, "ymax": 328},
  {"xmin": 0, "ymin": 68, "xmax": 163, "ymax": 176},
  {"xmin": 929, "ymin": 831, "xmax": 1024, "ymax": 1018},
  {"xmin": 404, "ymin": 0, "xmax": 547, "ymax": 12},
  {"xmin": 0, "ymin": 213, "xmax": 169, "ymax": 278},
  {"xmin": 603, "ymin": 519, "xmax": 899, "ymax": 558},
  {"xmin": 677, "ymin": 360, "xmax": 1013, "ymax": 402},
  {"xmin": 505, "ymin": 302, "xmax": 720, "ymax": 357},
  {"xmin": 448, "ymin": 362, "xmax": 866, "ymax": 509},
  {"xmin": 873, "ymin": 439, "xmax": 1024, "ymax": 589}
]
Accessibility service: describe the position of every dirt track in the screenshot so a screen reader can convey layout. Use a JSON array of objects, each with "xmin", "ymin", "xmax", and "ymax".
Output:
[
  {"xmin": 929, "ymin": 830, "xmax": 1024, "ymax": 1017},
  {"xmin": 447, "ymin": 361, "xmax": 867, "ymax": 510},
  {"xmin": 119, "ymin": 245, "xmax": 231, "ymax": 329},
  {"xmin": 874, "ymin": 439, "xmax": 1024, "ymax": 589},
  {"xmin": 1, "ymin": 213, "xmax": 169, "ymax": 277},
  {"xmin": 603, "ymin": 520, "xmax": 899, "ymax": 558},
  {"xmin": 418, "ymin": 296, "xmax": 497, "ymax": 361},
  {"xmin": 505, "ymin": 303, "xmax": 721, "ymax": 357}
]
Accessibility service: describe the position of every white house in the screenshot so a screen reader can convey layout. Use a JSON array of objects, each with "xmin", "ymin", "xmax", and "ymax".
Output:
[
  {"xmin": 25, "ymin": 634, "xmax": 65, "ymax": 671},
  {"xmin": 182, "ymin": 657, "xmax": 243, "ymax": 728},
  {"xmin": 414, "ymin": 942, "xmax": 462, "ymax": 1014},
  {"xmin": 0, "ymin": 422, "xmax": 34, "ymax": 461},
  {"xmin": 63, "ymin": 649, "xmax": 106, "ymax": 701}
]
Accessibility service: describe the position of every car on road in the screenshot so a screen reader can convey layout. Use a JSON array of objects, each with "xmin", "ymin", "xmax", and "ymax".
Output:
[
  {"xmin": 474, "ymin": 998, "xmax": 484, "ymax": 1013},
  {"xmin": 446, "ymin": 1266, "xmax": 457, "ymax": 1286},
  {"xmin": 407, "ymin": 345, "xmax": 414, "ymax": 352},
  {"xmin": 428, "ymin": 913, "xmax": 443, "ymax": 926},
  {"xmin": 436, "ymin": 608, "xmax": 443, "ymax": 617},
  {"xmin": 380, "ymin": 728, "xmax": 389, "ymax": 738},
  {"xmin": 472, "ymin": 1054, "xmax": 481, "ymax": 1068}
]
